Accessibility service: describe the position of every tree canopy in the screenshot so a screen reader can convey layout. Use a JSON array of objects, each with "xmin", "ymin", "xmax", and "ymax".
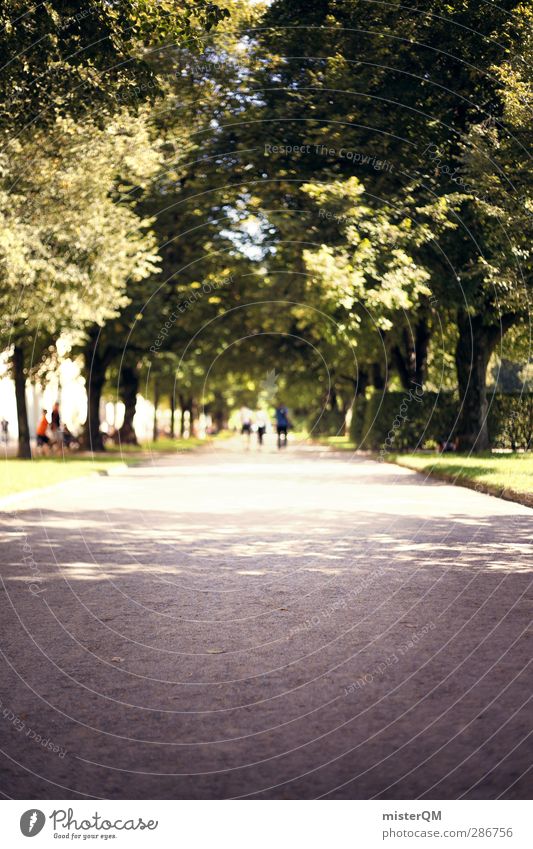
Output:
[{"xmin": 1, "ymin": 0, "xmax": 531, "ymax": 455}]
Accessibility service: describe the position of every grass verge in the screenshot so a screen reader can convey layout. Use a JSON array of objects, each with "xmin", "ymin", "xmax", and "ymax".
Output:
[
  {"xmin": 105, "ymin": 436, "xmax": 210, "ymax": 454},
  {"xmin": 1, "ymin": 435, "xmax": 221, "ymax": 499},
  {"xmin": 0, "ymin": 454, "xmax": 129, "ymax": 500},
  {"xmin": 314, "ymin": 436, "xmax": 356, "ymax": 451},
  {"xmin": 389, "ymin": 452, "xmax": 533, "ymax": 506},
  {"xmin": 315, "ymin": 437, "xmax": 532, "ymax": 506}
]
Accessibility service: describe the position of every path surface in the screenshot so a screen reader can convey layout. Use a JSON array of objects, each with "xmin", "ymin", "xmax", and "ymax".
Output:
[{"xmin": 1, "ymin": 440, "xmax": 531, "ymax": 799}]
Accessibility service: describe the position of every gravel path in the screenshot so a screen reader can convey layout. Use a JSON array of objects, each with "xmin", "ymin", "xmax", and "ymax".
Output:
[{"xmin": 1, "ymin": 440, "xmax": 531, "ymax": 799}]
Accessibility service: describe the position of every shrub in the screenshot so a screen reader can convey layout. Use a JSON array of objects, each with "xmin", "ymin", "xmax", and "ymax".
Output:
[
  {"xmin": 359, "ymin": 389, "xmax": 458, "ymax": 451},
  {"xmin": 488, "ymin": 393, "xmax": 533, "ymax": 450},
  {"xmin": 352, "ymin": 389, "xmax": 532, "ymax": 452}
]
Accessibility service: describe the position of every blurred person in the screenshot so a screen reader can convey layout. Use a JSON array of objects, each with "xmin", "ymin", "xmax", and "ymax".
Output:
[
  {"xmin": 275, "ymin": 403, "xmax": 290, "ymax": 449},
  {"xmin": 256, "ymin": 408, "xmax": 268, "ymax": 446},
  {"xmin": 36, "ymin": 409, "xmax": 51, "ymax": 452},
  {"xmin": 62, "ymin": 424, "xmax": 79, "ymax": 451},
  {"xmin": 437, "ymin": 435, "xmax": 459, "ymax": 453},
  {"xmin": 51, "ymin": 402, "xmax": 60, "ymax": 431},
  {"xmin": 240, "ymin": 406, "xmax": 253, "ymax": 444},
  {"xmin": 51, "ymin": 401, "xmax": 62, "ymax": 447},
  {"xmin": 1, "ymin": 418, "xmax": 8, "ymax": 444}
]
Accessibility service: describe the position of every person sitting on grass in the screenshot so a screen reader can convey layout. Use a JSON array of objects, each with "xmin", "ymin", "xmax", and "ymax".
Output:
[
  {"xmin": 36, "ymin": 409, "xmax": 51, "ymax": 453},
  {"xmin": 437, "ymin": 435, "xmax": 459, "ymax": 453},
  {"xmin": 61, "ymin": 424, "xmax": 79, "ymax": 451}
]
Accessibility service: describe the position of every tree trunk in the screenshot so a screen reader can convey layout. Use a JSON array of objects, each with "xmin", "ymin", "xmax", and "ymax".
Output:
[
  {"xmin": 355, "ymin": 370, "xmax": 368, "ymax": 397},
  {"xmin": 189, "ymin": 397, "xmax": 197, "ymax": 437},
  {"xmin": 392, "ymin": 318, "xmax": 431, "ymax": 390},
  {"xmin": 12, "ymin": 345, "xmax": 31, "ymax": 459},
  {"xmin": 371, "ymin": 361, "xmax": 386, "ymax": 390},
  {"xmin": 327, "ymin": 385, "xmax": 339, "ymax": 411},
  {"xmin": 341, "ymin": 370, "xmax": 368, "ymax": 397},
  {"xmin": 179, "ymin": 396, "xmax": 186, "ymax": 438},
  {"xmin": 455, "ymin": 311, "xmax": 500, "ymax": 451},
  {"xmin": 117, "ymin": 365, "xmax": 139, "ymax": 445},
  {"xmin": 169, "ymin": 391, "xmax": 176, "ymax": 439},
  {"xmin": 179, "ymin": 394, "xmax": 193, "ymax": 437},
  {"xmin": 414, "ymin": 317, "xmax": 431, "ymax": 385},
  {"xmin": 82, "ymin": 328, "xmax": 107, "ymax": 452},
  {"xmin": 152, "ymin": 379, "xmax": 160, "ymax": 442},
  {"xmin": 338, "ymin": 394, "xmax": 350, "ymax": 436},
  {"xmin": 213, "ymin": 390, "xmax": 226, "ymax": 432}
]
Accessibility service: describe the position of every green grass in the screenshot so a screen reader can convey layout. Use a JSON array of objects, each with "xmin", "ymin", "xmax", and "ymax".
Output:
[
  {"xmin": 105, "ymin": 436, "xmax": 209, "ymax": 454},
  {"xmin": 314, "ymin": 435, "xmax": 357, "ymax": 451},
  {"xmin": 315, "ymin": 437, "xmax": 532, "ymax": 500},
  {"xmin": 390, "ymin": 452, "xmax": 533, "ymax": 497},
  {"xmin": 0, "ymin": 454, "xmax": 129, "ymax": 499},
  {"xmin": 0, "ymin": 435, "xmax": 220, "ymax": 499}
]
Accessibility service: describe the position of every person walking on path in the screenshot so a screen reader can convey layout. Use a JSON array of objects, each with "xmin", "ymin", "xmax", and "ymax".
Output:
[
  {"xmin": 36, "ymin": 409, "xmax": 51, "ymax": 452},
  {"xmin": 275, "ymin": 403, "xmax": 290, "ymax": 449},
  {"xmin": 51, "ymin": 402, "xmax": 62, "ymax": 448},
  {"xmin": 255, "ymin": 408, "xmax": 267, "ymax": 446},
  {"xmin": 239, "ymin": 406, "xmax": 253, "ymax": 446},
  {"xmin": 1, "ymin": 418, "xmax": 8, "ymax": 444}
]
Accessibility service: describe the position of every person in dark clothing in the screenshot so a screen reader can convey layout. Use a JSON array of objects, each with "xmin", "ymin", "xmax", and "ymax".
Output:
[
  {"xmin": 275, "ymin": 403, "xmax": 289, "ymax": 449},
  {"xmin": 255, "ymin": 408, "xmax": 267, "ymax": 446},
  {"xmin": 51, "ymin": 402, "xmax": 60, "ymax": 430},
  {"xmin": 62, "ymin": 424, "xmax": 79, "ymax": 450},
  {"xmin": 51, "ymin": 402, "xmax": 62, "ymax": 447},
  {"xmin": 437, "ymin": 436, "xmax": 459, "ymax": 453},
  {"xmin": 51, "ymin": 402, "xmax": 61, "ymax": 432}
]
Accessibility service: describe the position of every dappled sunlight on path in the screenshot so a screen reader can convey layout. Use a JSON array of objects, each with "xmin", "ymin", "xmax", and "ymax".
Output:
[{"xmin": 1, "ymin": 444, "xmax": 531, "ymax": 799}]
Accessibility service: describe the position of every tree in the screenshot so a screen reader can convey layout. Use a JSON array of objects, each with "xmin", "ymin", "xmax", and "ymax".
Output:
[
  {"xmin": 0, "ymin": 0, "xmax": 230, "ymax": 455},
  {"xmin": 74, "ymin": 2, "xmax": 253, "ymax": 446},
  {"xmin": 0, "ymin": 113, "xmax": 160, "ymax": 456},
  {"xmin": 0, "ymin": 0, "xmax": 229, "ymax": 133},
  {"xmin": 227, "ymin": 0, "xmax": 530, "ymax": 448},
  {"xmin": 449, "ymin": 5, "xmax": 532, "ymax": 446}
]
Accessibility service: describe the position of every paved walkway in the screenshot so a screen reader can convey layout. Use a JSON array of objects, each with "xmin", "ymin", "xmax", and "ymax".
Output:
[{"xmin": 1, "ymin": 439, "xmax": 531, "ymax": 799}]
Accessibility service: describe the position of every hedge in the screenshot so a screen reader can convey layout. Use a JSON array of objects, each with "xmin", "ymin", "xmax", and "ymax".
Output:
[
  {"xmin": 348, "ymin": 390, "xmax": 532, "ymax": 452},
  {"xmin": 487, "ymin": 393, "xmax": 533, "ymax": 451},
  {"xmin": 356, "ymin": 389, "xmax": 458, "ymax": 452}
]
